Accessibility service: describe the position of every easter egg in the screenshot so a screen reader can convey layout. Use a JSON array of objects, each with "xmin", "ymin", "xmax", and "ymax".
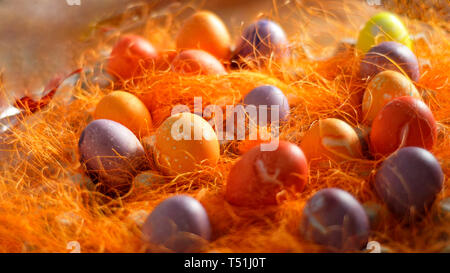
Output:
[
  {"xmin": 300, "ymin": 188, "xmax": 370, "ymax": 252},
  {"xmin": 93, "ymin": 91, "xmax": 152, "ymax": 137},
  {"xmin": 171, "ymin": 49, "xmax": 227, "ymax": 75},
  {"xmin": 375, "ymin": 147, "xmax": 444, "ymax": 217},
  {"xmin": 232, "ymin": 19, "xmax": 288, "ymax": 65},
  {"xmin": 78, "ymin": 119, "xmax": 148, "ymax": 196},
  {"xmin": 106, "ymin": 34, "xmax": 158, "ymax": 80},
  {"xmin": 362, "ymin": 70, "xmax": 421, "ymax": 125},
  {"xmin": 225, "ymin": 141, "xmax": 308, "ymax": 207},
  {"xmin": 142, "ymin": 195, "xmax": 211, "ymax": 253},
  {"xmin": 176, "ymin": 10, "xmax": 231, "ymax": 60},
  {"xmin": 154, "ymin": 112, "xmax": 220, "ymax": 175},
  {"xmin": 360, "ymin": 41, "xmax": 420, "ymax": 81},
  {"xmin": 356, "ymin": 12, "xmax": 412, "ymax": 54},
  {"xmin": 243, "ymin": 85, "xmax": 290, "ymax": 125},
  {"xmin": 300, "ymin": 118, "xmax": 363, "ymax": 162},
  {"xmin": 370, "ymin": 96, "xmax": 437, "ymax": 157}
]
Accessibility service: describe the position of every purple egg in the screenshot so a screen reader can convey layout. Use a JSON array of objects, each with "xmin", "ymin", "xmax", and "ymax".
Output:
[
  {"xmin": 142, "ymin": 195, "xmax": 211, "ymax": 253},
  {"xmin": 360, "ymin": 41, "xmax": 420, "ymax": 81},
  {"xmin": 300, "ymin": 188, "xmax": 370, "ymax": 252},
  {"xmin": 232, "ymin": 19, "xmax": 288, "ymax": 65},
  {"xmin": 78, "ymin": 119, "xmax": 147, "ymax": 196},
  {"xmin": 375, "ymin": 147, "xmax": 444, "ymax": 217},
  {"xmin": 243, "ymin": 85, "xmax": 290, "ymax": 125}
]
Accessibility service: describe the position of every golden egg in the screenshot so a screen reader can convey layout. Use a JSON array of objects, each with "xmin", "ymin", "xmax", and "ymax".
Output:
[
  {"xmin": 176, "ymin": 10, "xmax": 231, "ymax": 60},
  {"xmin": 300, "ymin": 118, "xmax": 363, "ymax": 162},
  {"xmin": 154, "ymin": 112, "xmax": 220, "ymax": 175},
  {"xmin": 93, "ymin": 91, "xmax": 152, "ymax": 137},
  {"xmin": 362, "ymin": 70, "xmax": 421, "ymax": 125}
]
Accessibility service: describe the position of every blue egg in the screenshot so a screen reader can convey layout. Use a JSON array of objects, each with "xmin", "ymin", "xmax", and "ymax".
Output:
[
  {"xmin": 300, "ymin": 188, "xmax": 370, "ymax": 252},
  {"xmin": 142, "ymin": 195, "xmax": 211, "ymax": 253},
  {"xmin": 243, "ymin": 85, "xmax": 290, "ymax": 125},
  {"xmin": 232, "ymin": 19, "xmax": 288, "ymax": 65},
  {"xmin": 78, "ymin": 119, "xmax": 148, "ymax": 196}
]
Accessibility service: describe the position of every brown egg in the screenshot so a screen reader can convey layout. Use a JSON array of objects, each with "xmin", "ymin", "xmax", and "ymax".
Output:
[
  {"xmin": 154, "ymin": 112, "xmax": 220, "ymax": 175},
  {"xmin": 93, "ymin": 91, "xmax": 152, "ymax": 137},
  {"xmin": 176, "ymin": 10, "xmax": 231, "ymax": 61},
  {"xmin": 300, "ymin": 118, "xmax": 363, "ymax": 162},
  {"xmin": 171, "ymin": 49, "xmax": 227, "ymax": 76},
  {"xmin": 362, "ymin": 71, "xmax": 421, "ymax": 125}
]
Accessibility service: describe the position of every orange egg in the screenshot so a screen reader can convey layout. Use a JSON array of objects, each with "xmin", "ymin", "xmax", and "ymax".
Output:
[
  {"xmin": 171, "ymin": 49, "xmax": 227, "ymax": 76},
  {"xmin": 300, "ymin": 118, "xmax": 363, "ymax": 162},
  {"xmin": 106, "ymin": 34, "xmax": 158, "ymax": 80},
  {"xmin": 176, "ymin": 10, "xmax": 231, "ymax": 61},
  {"xmin": 362, "ymin": 70, "xmax": 421, "ymax": 125},
  {"xmin": 93, "ymin": 91, "xmax": 152, "ymax": 137},
  {"xmin": 154, "ymin": 112, "xmax": 220, "ymax": 175}
]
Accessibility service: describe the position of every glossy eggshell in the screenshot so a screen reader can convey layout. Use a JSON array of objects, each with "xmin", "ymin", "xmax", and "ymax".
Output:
[
  {"xmin": 78, "ymin": 119, "xmax": 148, "ymax": 195},
  {"xmin": 300, "ymin": 118, "xmax": 363, "ymax": 162},
  {"xmin": 171, "ymin": 49, "xmax": 227, "ymax": 75},
  {"xmin": 176, "ymin": 10, "xmax": 231, "ymax": 60},
  {"xmin": 225, "ymin": 141, "xmax": 308, "ymax": 207},
  {"xmin": 154, "ymin": 112, "xmax": 220, "ymax": 175},
  {"xmin": 375, "ymin": 147, "xmax": 444, "ymax": 217},
  {"xmin": 233, "ymin": 19, "xmax": 288, "ymax": 63},
  {"xmin": 243, "ymin": 85, "xmax": 290, "ymax": 125},
  {"xmin": 362, "ymin": 70, "xmax": 421, "ymax": 125},
  {"xmin": 360, "ymin": 41, "xmax": 420, "ymax": 81},
  {"xmin": 300, "ymin": 188, "xmax": 370, "ymax": 252},
  {"xmin": 106, "ymin": 34, "xmax": 158, "ymax": 80},
  {"xmin": 142, "ymin": 195, "xmax": 211, "ymax": 253},
  {"xmin": 370, "ymin": 96, "xmax": 437, "ymax": 157},
  {"xmin": 356, "ymin": 12, "xmax": 412, "ymax": 54},
  {"xmin": 93, "ymin": 91, "xmax": 152, "ymax": 137}
]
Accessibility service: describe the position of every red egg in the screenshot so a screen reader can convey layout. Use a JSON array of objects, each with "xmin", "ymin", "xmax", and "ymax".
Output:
[
  {"xmin": 225, "ymin": 141, "xmax": 308, "ymax": 207},
  {"xmin": 106, "ymin": 34, "xmax": 158, "ymax": 80},
  {"xmin": 370, "ymin": 96, "xmax": 437, "ymax": 157},
  {"xmin": 171, "ymin": 49, "xmax": 227, "ymax": 76}
]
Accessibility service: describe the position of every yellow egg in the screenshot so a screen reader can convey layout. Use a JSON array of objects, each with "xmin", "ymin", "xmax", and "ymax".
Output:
[
  {"xmin": 356, "ymin": 12, "xmax": 413, "ymax": 54},
  {"xmin": 300, "ymin": 118, "xmax": 363, "ymax": 162},
  {"xmin": 93, "ymin": 91, "xmax": 152, "ymax": 137},
  {"xmin": 176, "ymin": 10, "xmax": 231, "ymax": 60},
  {"xmin": 362, "ymin": 70, "xmax": 421, "ymax": 125},
  {"xmin": 154, "ymin": 112, "xmax": 220, "ymax": 175}
]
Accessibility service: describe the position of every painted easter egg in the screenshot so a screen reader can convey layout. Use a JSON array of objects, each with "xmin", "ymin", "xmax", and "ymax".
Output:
[
  {"xmin": 362, "ymin": 70, "xmax": 421, "ymax": 125},
  {"xmin": 225, "ymin": 141, "xmax": 308, "ymax": 207},
  {"xmin": 300, "ymin": 118, "xmax": 363, "ymax": 162},
  {"xmin": 171, "ymin": 49, "xmax": 227, "ymax": 75},
  {"xmin": 232, "ymin": 19, "xmax": 288, "ymax": 65},
  {"xmin": 176, "ymin": 10, "xmax": 231, "ymax": 60},
  {"xmin": 356, "ymin": 12, "xmax": 412, "ymax": 54},
  {"xmin": 142, "ymin": 195, "xmax": 211, "ymax": 253},
  {"xmin": 154, "ymin": 112, "xmax": 220, "ymax": 175},
  {"xmin": 360, "ymin": 41, "xmax": 419, "ymax": 81},
  {"xmin": 375, "ymin": 147, "xmax": 444, "ymax": 217},
  {"xmin": 243, "ymin": 85, "xmax": 290, "ymax": 125},
  {"xmin": 93, "ymin": 91, "xmax": 152, "ymax": 137},
  {"xmin": 106, "ymin": 34, "xmax": 158, "ymax": 80},
  {"xmin": 370, "ymin": 96, "xmax": 437, "ymax": 157},
  {"xmin": 78, "ymin": 119, "xmax": 148, "ymax": 196},
  {"xmin": 300, "ymin": 188, "xmax": 370, "ymax": 252}
]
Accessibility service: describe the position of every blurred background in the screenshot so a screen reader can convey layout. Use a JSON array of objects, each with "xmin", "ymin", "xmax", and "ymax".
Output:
[{"xmin": 0, "ymin": 0, "xmax": 447, "ymax": 107}]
